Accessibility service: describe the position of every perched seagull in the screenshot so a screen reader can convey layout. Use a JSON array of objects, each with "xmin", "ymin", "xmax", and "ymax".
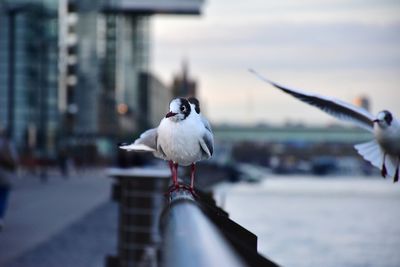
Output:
[
  {"xmin": 249, "ymin": 69, "xmax": 400, "ymax": 182},
  {"xmin": 119, "ymin": 97, "xmax": 214, "ymax": 192}
]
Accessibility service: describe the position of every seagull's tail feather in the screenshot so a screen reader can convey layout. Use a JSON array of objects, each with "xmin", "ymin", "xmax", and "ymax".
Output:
[
  {"xmin": 354, "ymin": 140, "xmax": 397, "ymax": 178},
  {"xmin": 119, "ymin": 143, "xmax": 155, "ymax": 152}
]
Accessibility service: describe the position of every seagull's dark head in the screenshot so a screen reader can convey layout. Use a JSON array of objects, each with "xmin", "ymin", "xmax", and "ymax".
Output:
[
  {"xmin": 188, "ymin": 97, "xmax": 201, "ymax": 114},
  {"xmin": 165, "ymin": 98, "xmax": 191, "ymax": 122},
  {"xmin": 373, "ymin": 110, "xmax": 393, "ymax": 128}
]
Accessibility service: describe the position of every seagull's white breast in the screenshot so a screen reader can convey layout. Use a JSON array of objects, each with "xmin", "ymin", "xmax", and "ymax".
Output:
[
  {"xmin": 374, "ymin": 120, "xmax": 400, "ymax": 156},
  {"xmin": 157, "ymin": 115, "xmax": 205, "ymax": 166}
]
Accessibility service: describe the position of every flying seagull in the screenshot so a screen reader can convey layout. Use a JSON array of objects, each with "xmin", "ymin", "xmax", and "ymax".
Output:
[
  {"xmin": 119, "ymin": 97, "xmax": 214, "ymax": 193},
  {"xmin": 249, "ymin": 69, "xmax": 400, "ymax": 182}
]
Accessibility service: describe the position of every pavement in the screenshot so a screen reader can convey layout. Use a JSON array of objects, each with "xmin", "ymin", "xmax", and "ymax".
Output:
[{"xmin": 0, "ymin": 168, "xmax": 116, "ymax": 267}]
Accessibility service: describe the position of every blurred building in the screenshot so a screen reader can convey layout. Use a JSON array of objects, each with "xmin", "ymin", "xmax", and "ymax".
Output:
[
  {"xmin": 353, "ymin": 95, "xmax": 371, "ymax": 112},
  {"xmin": 171, "ymin": 60, "xmax": 197, "ymax": 98},
  {"xmin": 138, "ymin": 72, "xmax": 172, "ymax": 128},
  {"xmin": 0, "ymin": 0, "xmax": 203, "ymax": 160},
  {"xmin": 0, "ymin": 1, "xmax": 59, "ymax": 157}
]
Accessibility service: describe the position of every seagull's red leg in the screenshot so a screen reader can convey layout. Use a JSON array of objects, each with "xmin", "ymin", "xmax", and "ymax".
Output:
[
  {"xmin": 381, "ymin": 153, "xmax": 387, "ymax": 178},
  {"xmin": 172, "ymin": 162, "xmax": 179, "ymax": 187},
  {"xmin": 190, "ymin": 163, "xmax": 196, "ymax": 190},
  {"xmin": 187, "ymin": 163, "xmax": 199, "ymax": 198},
  {"xmin": 165, "ymin": 162, "xmax": 180, "ymax": 195},
  {"xmin": 168, "ymin": 160, "xmax": 174, "ymax": 175},
  {"xmin": 168, "ymin": 160, "xmax": 177, "ymax": 186},
  {"xmin": 394, "ymin": 157, "xmax": 399, "ymax": 183}
]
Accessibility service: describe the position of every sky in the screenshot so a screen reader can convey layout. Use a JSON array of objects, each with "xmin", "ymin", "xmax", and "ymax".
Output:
[{"xmin": 152, "ymin": 0, "xmax": 400, "ymax": 126}]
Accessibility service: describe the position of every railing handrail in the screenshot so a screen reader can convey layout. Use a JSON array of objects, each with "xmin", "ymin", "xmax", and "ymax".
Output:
[{"xmin": 160, "ymin": 190, "xmax": 247, "ymax": 267}]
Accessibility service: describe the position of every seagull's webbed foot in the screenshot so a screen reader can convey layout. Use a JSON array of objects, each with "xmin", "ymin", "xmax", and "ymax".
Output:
[
  {"xmin": 188, "ymin": 186, "xmax": 199, "ymax": 199},
  {"xmin": 164, "ymin": 162, "xmax": 198, "ymax": 197},
  {"xmin": 179, "ymin": 183, "xmax": 199, "ymax": 199},
  {"xmin": 164, "ymin": 183, "xmax": 198, "ymax": 198},
  {"xmin": 165, "ymin": 184, "xmax": 179, "ymax": 196}
]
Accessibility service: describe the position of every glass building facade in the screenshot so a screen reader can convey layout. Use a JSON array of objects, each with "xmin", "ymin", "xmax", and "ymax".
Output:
[
  {"xmin": 0, "ymin": 0, "xmax": 203, "ymax": 159},
  {"xmin": 0, "ymin": 1, "xmax": 59, "ymax": 155}
]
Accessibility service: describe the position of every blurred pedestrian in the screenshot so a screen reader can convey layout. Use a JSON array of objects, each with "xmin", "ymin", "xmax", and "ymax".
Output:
[
  {"xmin": 0, "ymin": 128, "xmax": 18, "ymax": 231},
  {"xmin": 58, "ymin": 146, "xmax": 69, "ymax": 178}
]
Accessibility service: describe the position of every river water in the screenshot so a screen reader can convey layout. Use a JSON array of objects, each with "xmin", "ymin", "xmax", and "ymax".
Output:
[{"xmin": 215, "ymin": 175, "xmax": 400, "ymax": 267}]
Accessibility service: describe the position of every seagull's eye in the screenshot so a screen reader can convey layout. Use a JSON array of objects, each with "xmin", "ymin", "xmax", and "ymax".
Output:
[{"xmin": 180, "ymin": 106, "xmax": 186, "ymax": 112}]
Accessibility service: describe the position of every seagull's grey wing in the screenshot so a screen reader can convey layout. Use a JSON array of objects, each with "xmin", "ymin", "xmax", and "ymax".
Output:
[
  {"xmin": 138, "ymin": 128, "xmax": 168, "ymax": 159},
  {"xmin": 135, "ymin": 128, "xmax": 158, "ymax": 148},
  {"xmin": 201, "ymin": 114, "xmax": 213, "ymax": 133},
  {"xmin": 119, "ymin": 143, "xmax": 155, "ymax": 152},
  {"xmin": 119, "ymin": 128, "xmax": 167, "ymax": 159},
  {"xmin": 199, "ymin": 129, "xmax": 214, "ymax": 159},
  {"xmin": 119, "ymin": 128, "xmax": 156, "ymax": 152},
  {"xmin": 198, "ymin": 113, "xmax": 213, "ymax": 159},
  {"xmin": 250, "ymin": 69, "xmax": 374, "ymax": 132}
]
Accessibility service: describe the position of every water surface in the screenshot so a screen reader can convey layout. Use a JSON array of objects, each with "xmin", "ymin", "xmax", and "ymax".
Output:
[{"xmin": 217, "ymin": 176, "xmax": 400, "ymax": 267}]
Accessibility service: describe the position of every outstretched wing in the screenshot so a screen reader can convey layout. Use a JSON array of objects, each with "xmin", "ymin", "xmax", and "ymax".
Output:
[
  {"xmin": 136, "ymin": 128, "xmax": 158, "ymax": 150},
  {"xmin": 119, "ymin": 143, "xmax": 155, "ymax": 152},
  {"xmin": 119, "ymin": 128, "xmax": 158, "ymax": 152},
  {"xmin": 249, "ymin": 69, "xmax": 374, "ymax": 132},
  {"xmin": 119, "ymin": 128, "xmax": 168, "ymax": 160}
]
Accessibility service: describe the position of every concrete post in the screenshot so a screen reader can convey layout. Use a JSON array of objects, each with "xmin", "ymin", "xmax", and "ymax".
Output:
[{"xmin": 107, "ymin": 167, "xmax": 170, "ymax": 267}]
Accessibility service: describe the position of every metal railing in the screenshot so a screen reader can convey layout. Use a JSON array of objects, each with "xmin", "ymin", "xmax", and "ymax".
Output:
[
  {"xmin": 160, "ymin": 190, "xmax": 246, "ymax": 267},
  {"xmin": 160, "ymin": 189, "xmax": 280, "ymax": 267},
  {"xmin": 108, "ymin": 167, "xmax": 279, "ymax": 267}
]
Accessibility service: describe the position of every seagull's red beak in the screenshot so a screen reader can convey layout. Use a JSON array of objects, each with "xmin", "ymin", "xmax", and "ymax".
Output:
[{"xmin": 165, "ymin": 111, "xmax": 177, "ymax": 118}]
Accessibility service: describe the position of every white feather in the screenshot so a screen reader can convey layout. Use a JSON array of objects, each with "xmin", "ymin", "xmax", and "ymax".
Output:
[
  {"xmin": 385, "ymin": 155, "xmax": 398, "ymax": 178},
  {"xmin": 354, "ymin": 140, "xmax": 397, "ymax": 177},
  {"xmin": 119, "ymin": 143, "xmax": 155, "ymax": 152}
]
